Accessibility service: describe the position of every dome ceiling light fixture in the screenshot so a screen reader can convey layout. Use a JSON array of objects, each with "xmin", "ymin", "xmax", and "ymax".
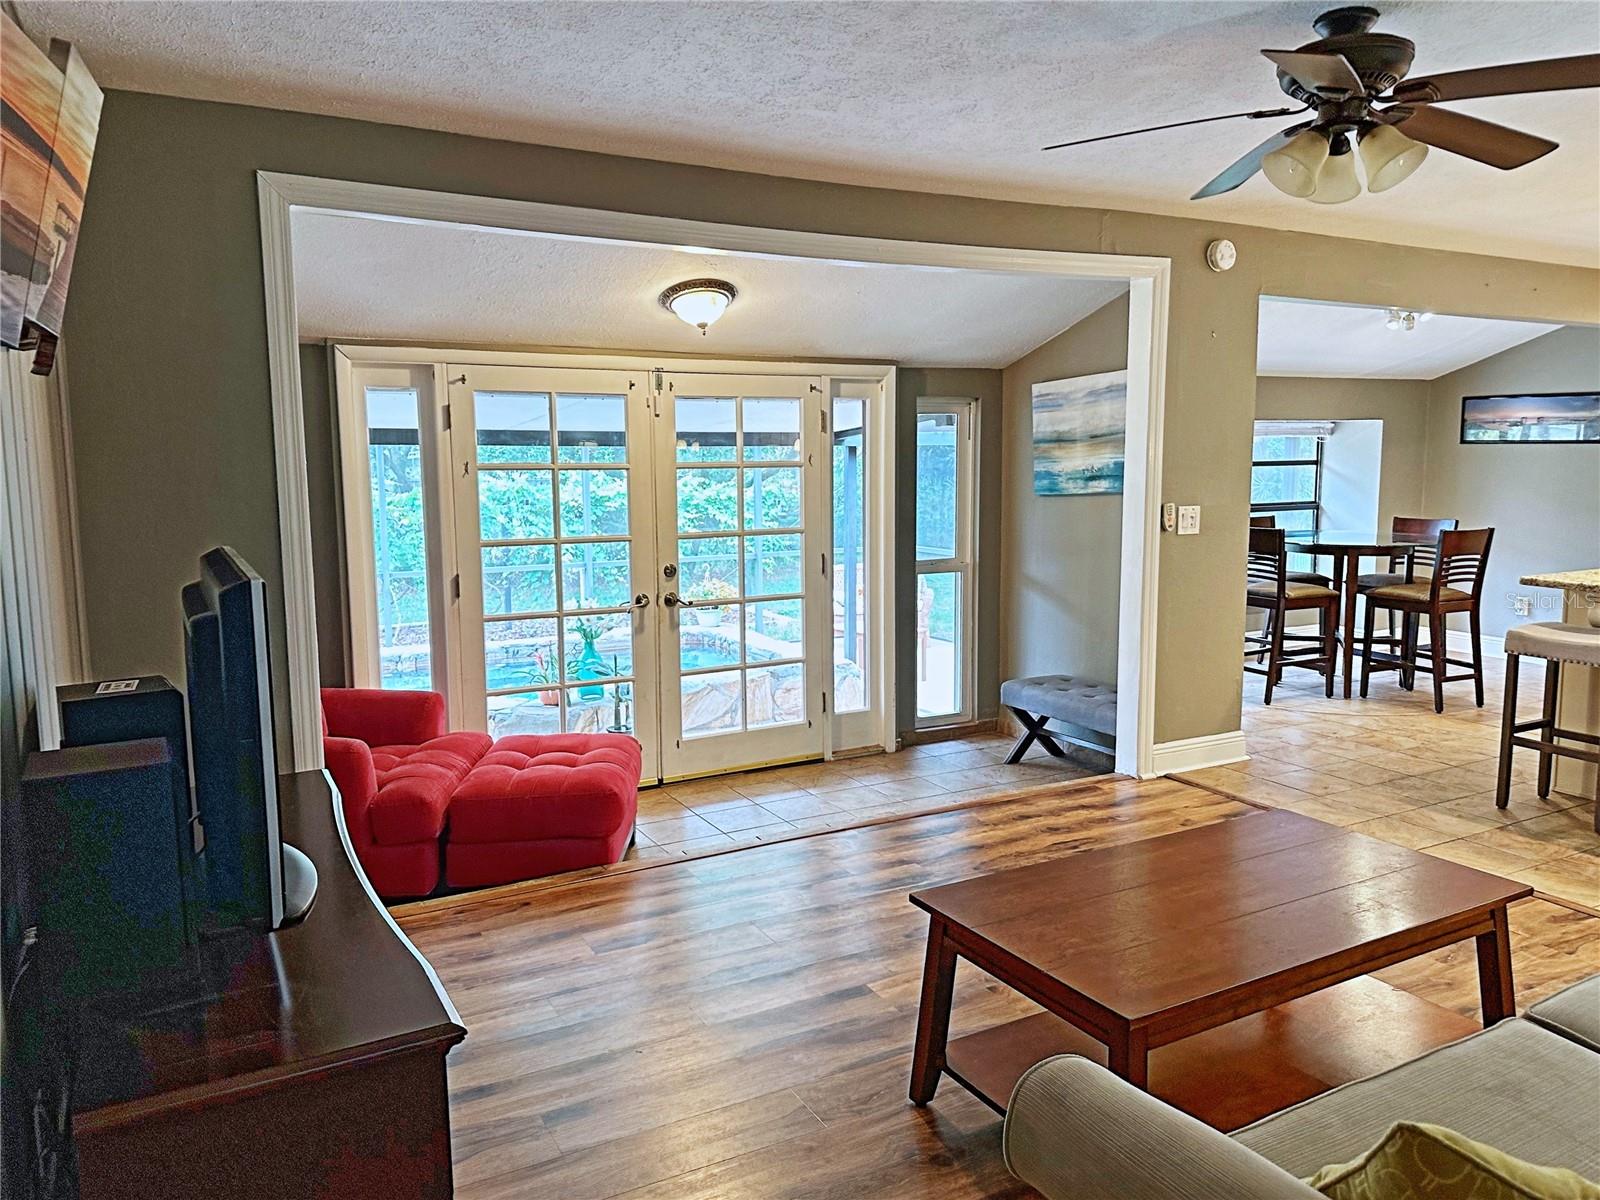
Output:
[
  {"xmin": 1039, "ymin": 6, "xmax": 1598, "ymax": 205},
  {"xmin": 659, "ymin": 278, "xmax": 737, "ymax": 334}
]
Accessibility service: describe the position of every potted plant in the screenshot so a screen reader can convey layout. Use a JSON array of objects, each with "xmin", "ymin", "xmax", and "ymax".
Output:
[
  {"xmin": 693, "ymin": 577, "xmax": 738, "ymax": 627},
  {"xmin": 524, "ymin": 649, "xmax": 560, "ymax": 705}
]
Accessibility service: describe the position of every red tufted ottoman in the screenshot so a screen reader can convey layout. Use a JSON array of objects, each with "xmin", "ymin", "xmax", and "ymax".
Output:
[{"xmin": 444, "ymin": 733, "xmax": 642, "ymax": 888}]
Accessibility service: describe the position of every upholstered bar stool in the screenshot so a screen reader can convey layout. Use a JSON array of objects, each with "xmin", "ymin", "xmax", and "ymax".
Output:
[{"xmin": 1497, "ymin": 622, "xmax": 1600, "ymax": 833}]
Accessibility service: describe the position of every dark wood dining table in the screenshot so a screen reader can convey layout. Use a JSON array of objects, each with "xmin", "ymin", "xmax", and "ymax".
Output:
[{"xmin": 1283, "ymin": 528, "xmax": 1425, "ymax": 699}]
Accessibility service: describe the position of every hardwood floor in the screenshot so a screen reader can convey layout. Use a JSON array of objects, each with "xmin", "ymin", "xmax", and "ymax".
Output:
[{"xmin": 398, "ymin": 775, "xmax": 1600, "ymax": 1200}]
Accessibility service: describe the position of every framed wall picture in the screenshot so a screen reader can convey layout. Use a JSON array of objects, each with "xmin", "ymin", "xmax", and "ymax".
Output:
[
  {"xmin": 1460, "ymin": 392, "xmax": 1600, "ymax": 444},
  {"xmin": 1, "ymin": 11, "xmax": 102, "ymax": 372},
  {"xmin": 1031, "ymin": 370, "xmax": 1127, "ymax": 495}
]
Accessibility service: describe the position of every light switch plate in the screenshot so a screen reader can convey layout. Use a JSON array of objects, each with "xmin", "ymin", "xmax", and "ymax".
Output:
[{"xmin": 1177, "ymin": 505, "xmax": 1201, "ymax": 535}]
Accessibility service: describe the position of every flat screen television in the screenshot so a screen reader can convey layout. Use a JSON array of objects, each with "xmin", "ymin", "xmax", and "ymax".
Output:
[{"xmin": 182, "ymin": 547, "xmax": 316, "ymax": 932}]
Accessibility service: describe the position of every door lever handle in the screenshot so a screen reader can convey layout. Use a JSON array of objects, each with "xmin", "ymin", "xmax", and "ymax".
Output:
[
  {"xmin": 662, "ymin": 592, "xmax": 707, "ymax": 609},
  {"xmin": 631, "ymin": 592, "xmax": 652, "ymax": 608}
]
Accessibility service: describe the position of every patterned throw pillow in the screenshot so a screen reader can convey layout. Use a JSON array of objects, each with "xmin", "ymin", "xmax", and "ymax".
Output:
[{"xmin": 1305, "ymin": 1122, "xmax": 1600, "ymax": 1200}]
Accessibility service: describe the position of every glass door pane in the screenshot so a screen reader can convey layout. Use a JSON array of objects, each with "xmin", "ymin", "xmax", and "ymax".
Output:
[
  {"xmin": 914, "ymin": 399, "xmax": 975, "ymax": 725},
  {"xmin": 657, "ymin": 374, "xmax": 822, "ymax": 778},
  {"xmin": 831, "ymin": 395, "xmax": 867, "ymax": 714},
  {"xmin": 450, "ymin": 367, "xmax": 656, "ymax": 777},
  {"xmin": 364, "ymin": 385, "xmax": 434, "ymax": 690},
  {"xmin": 915, "ymin": 411, "xmax": 960, "ymax": 561},
  {"xmin": 915, "ymin": 571, "xmax": 963, "ymax": 720}
]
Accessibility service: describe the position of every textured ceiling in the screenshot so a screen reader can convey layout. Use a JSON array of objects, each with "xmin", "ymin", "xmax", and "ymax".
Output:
[
  {"xmin": 1257, "ymin": 297, "xmax": 1563, "ymax": 378},
  {"xmin": 290, "ymin": 211, "xmax": 1129, "ymax": 366},
  {"xmin": 16, "ymin": 1, "xmax": 1600, "ymax": 267}
]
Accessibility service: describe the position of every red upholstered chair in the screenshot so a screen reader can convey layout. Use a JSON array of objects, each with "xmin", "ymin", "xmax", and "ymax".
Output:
[
  {"xmin": 445, "ymin": 733, "xmax": 641, "ymax": 888},
  {"xmin": 321, "ymin": 688, "xmax": 490, "ymax": 899}
]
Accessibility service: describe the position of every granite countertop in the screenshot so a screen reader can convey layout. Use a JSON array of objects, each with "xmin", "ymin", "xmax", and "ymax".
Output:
[{"xmin": 1520, "ymin": 569, "xmax": 1600, "ymax": 590}]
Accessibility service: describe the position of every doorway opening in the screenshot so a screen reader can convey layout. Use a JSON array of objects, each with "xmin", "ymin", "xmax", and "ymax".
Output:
[{"xmin": 263, "ymin": 172, "xmax": 1171, "ymax": 788}]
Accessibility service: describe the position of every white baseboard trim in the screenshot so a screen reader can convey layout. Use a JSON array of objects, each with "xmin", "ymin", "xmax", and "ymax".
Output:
[
  {"xmin": 1148, "ymin": 729, "xmax": 1248, "ymax": 778},
  {"xmin": 1446, "ymin": 628, "xmax": 1505, "ymax": 656}
]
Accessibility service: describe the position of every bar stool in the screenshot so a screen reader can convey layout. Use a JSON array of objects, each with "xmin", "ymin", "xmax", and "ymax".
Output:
[
  {"xmin": 1356, "ymin": 516, "xmax": 1457, "ymax": 676},
  {"xmin": 1244, "ymin": 526, "xmax": 1338, "ymax": 705},
  {"xmin": 1249, "ymin": 515, "xmax": 1329, "ymax": 661},
  {"xmin": 1359, "ymin": 528, "xmax": 1493, "ymax": 713},
  {"xmin": 1497, "ymin": 622, "xmax": 1600, "ymax": 833}
]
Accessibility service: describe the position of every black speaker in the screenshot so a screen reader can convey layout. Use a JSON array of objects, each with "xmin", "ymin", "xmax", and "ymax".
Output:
[
  {"xmin": 59, "ymin": 677, "xmax": 190, "ymax": 811},
  {"xmin": 21, "ymin": 740, "xmax": 199, "ymax": 1007}
]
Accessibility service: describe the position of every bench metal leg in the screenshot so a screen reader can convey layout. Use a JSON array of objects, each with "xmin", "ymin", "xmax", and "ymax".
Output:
[{"xmin": 1005, "ymin": 707, "xmax": 1068, "ymax": 764}]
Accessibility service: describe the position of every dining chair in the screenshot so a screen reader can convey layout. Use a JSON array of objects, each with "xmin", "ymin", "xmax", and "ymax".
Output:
[
  {"xmin": 1356, "ymin": 517, "xmax": 1458, "ymax": 686},
  {"xmin": 1245, "ymin": 526, "xmax": 1338, "ymax": 704},
  {"xmin": 1359, "ymin": 527, "xmax": 1494, "ymax": 713},
  {"xmin": 1250, "ymin": 515, "xmax": 1331, "ymax": 585}
]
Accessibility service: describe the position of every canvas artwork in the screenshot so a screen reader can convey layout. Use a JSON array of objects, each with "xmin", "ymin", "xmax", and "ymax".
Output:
[
  {"xmin": 1, "ymin": 12, "xmax": 102, "ymax": 356},
  {"xmin": 1031, "ymin": 370, "xmax": 1127, "ymax": 495},
  {"xmin": 1460, "ymin": 392, "xmax": 1600, "ymax": 444}
]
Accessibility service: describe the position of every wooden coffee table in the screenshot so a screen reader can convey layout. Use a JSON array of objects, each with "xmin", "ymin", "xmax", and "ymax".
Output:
[{"xmin": 908, "ymin": 809, "xmax": 1532, "ymax": 1131}]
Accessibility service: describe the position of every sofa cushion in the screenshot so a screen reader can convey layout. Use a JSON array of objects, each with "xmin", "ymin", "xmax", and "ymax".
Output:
[
  {"xmin": 449, "ymin": 734, "xmax": 641, "ymax": 844},
  {"xmin": 366, "ymin": 731, "xmax": 492, "ymax": 845},
  {"xmin": 1234, "ymin": 1019, "xmax": 1600, "ymax": 1183},
  {"xmin": 1527, "ymin": 975, "xmax": 1600, "ymax": 1053},
  {"xmin": 1304, "ymin": 1120, "xmax": 1600, "ymax": 1199}
]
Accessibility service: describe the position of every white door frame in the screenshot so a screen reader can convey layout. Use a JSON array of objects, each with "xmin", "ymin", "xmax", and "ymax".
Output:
[
  {"xmin": 333, "ymin": 346, "xmax": 898, "ymax": 768},
  {"xmin": 258, "ymin": 171, "xmax": 1170, "ymax": 779}
]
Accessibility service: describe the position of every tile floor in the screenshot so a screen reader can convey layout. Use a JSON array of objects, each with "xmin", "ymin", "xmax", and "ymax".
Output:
[
  {"xmin": 1178, "ymin": 655, "xmax": 1600, "ymax": 911},
  {"xmin": 624, "ymin": 731, "xmax": 1107, "ymax": 862}
]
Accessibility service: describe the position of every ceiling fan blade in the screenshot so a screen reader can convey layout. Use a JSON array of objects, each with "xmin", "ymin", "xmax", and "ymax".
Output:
[
  {"xmin": 1190, "ymin": 122, "xmax": 1314, "ymax": 199},
  {"xmin": 1388, "ymin": 105, "xmax": 1558, "ymax": 169},
  {"xmin": 1391, "ymin": 53, "xmax": 1600, "ymax": 103},
  {"xmin": 1041, "ymin": 105, "xmax": 1301, "ymax": 152},
  {"xmin": 1262, "ymin": 49, "xmax": 1364, "ymax": 95}
]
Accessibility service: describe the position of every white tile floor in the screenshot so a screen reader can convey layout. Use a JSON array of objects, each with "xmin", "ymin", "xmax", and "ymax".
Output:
[
  {"xmin": 625, "ymin": 731, "xmax": 1107, "ymax": 861},
  {"xmin": 1177, "ymin": 657, "xmax": 1599, "ymax": 910}
]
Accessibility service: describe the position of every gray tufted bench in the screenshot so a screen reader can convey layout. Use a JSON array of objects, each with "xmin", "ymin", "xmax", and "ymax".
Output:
[{"xmin": 999, "ymin": 675, "xmax": 1117, "ymax": 765}]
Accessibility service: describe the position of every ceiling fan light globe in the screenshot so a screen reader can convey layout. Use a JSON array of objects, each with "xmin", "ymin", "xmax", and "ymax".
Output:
[
  {"xmin": 1309, "ymin": 146, "xmax": 1362, "ymax": 204},
  {"xmin": 1359, "ymin": 124, "xmax": 1429, "ymax": 192},
  {"xmin": 1262, "ymin": 130, "xmax": 1329, "ymax": 198}
]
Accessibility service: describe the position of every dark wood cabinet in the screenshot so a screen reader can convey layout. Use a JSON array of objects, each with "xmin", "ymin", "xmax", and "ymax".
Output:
[{"xmin": 71, "ymin": 771, "xmax": 466, "ymax": 1199}]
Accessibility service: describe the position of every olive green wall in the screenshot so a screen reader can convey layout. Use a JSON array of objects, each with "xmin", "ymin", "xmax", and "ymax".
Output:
[
  {"xmin": 999, "ymin": 295, "xmax": 1128, "ymax": 692},
  {"xmin": 62, "ymin": 91, "xmax": 1599, "ymax": 752},
  {"xmin": 1254, "ymin": 376, "xmax": 1432, "ymax": 528},
  {"xmin": 1422, "ymin": 326, "xmax": 1600, "ymax": 639},
  {"xmin": 895, "ymin": 367, "xmax": 1004, "ymax": 728}
]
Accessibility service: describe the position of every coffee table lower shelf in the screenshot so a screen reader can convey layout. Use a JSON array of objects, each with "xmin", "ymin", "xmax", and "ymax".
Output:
[{"xmin": 942, "ymin": 976, "xmax": 1481, "ymax": 1133}]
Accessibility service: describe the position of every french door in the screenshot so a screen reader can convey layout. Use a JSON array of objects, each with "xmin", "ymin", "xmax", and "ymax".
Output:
[
  {"xmin": 446, "ymin": 365, "xmax": 826, "ymax": 781},
  {"xmin": 653, "ymin": 373, "xmax": 827, "ymax": 778}
]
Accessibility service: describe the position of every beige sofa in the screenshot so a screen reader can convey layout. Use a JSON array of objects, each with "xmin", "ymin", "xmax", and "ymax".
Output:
[{"xmin": 1003, "ymin": 975, "xmax": 1600, "ymax": 1199}]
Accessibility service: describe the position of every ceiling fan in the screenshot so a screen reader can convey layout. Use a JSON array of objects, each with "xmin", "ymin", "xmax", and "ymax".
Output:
[{"xmin": 1042, "ymin": 6, "xmax": 1599, "ymax": 204}]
